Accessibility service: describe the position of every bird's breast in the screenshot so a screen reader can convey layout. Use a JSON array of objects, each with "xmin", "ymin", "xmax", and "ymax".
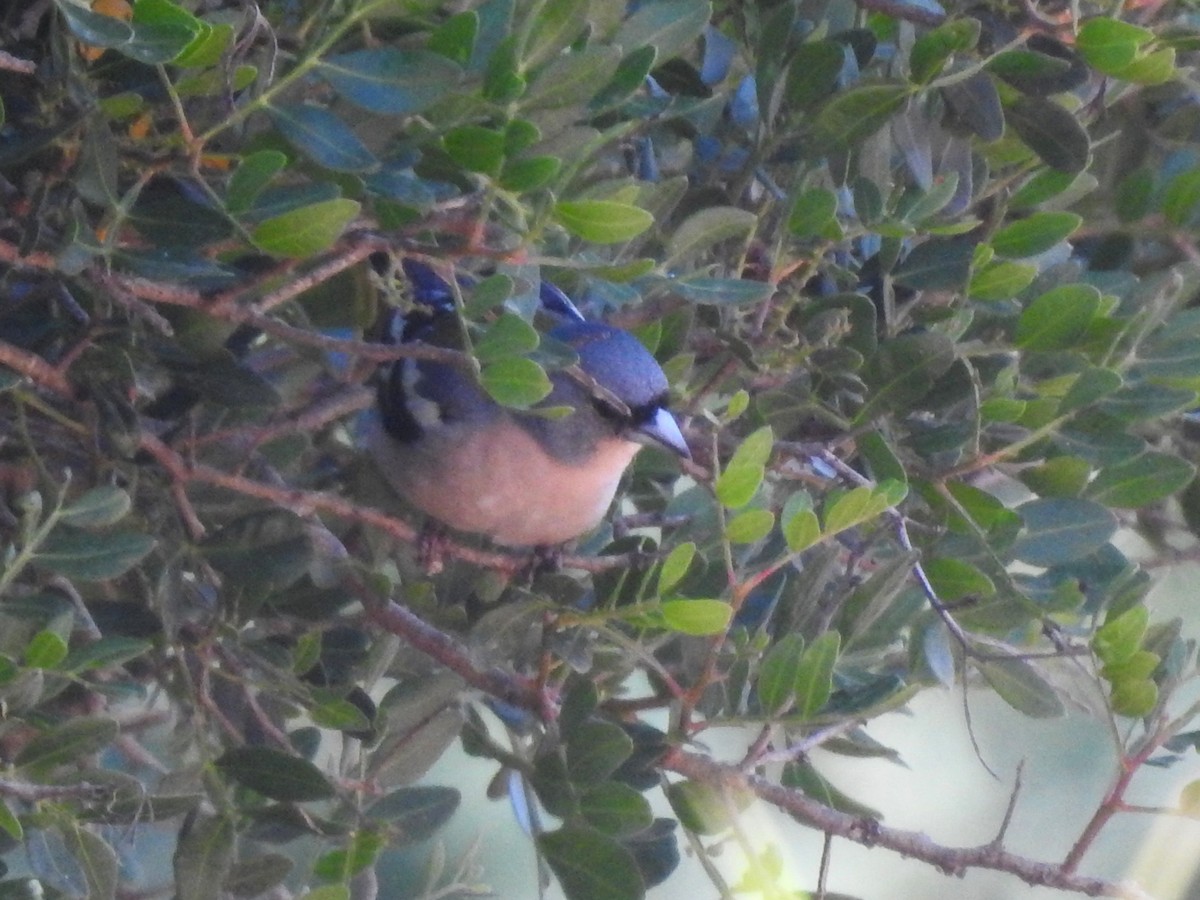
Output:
[{"xmin": 374, "ymin": 414, "xmax": 641, "ymax": 546}]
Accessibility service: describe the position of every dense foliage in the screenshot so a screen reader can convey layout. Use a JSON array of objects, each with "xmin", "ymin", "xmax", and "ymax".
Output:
[{"xmin": 5, "ymin": 0, "xmax": 1200, "ymax": 897}]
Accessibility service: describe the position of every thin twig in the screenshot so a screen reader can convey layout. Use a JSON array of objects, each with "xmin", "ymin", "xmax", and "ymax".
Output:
[{"xmin": 664, "ymin": 747, "xmax": 1151, "ymax": 899}]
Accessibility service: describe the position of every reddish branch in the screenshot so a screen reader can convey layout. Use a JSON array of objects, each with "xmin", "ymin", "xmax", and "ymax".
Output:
[{"xmin": 663, "ymin": 747, "xmax": 1150, "ymax": 900}]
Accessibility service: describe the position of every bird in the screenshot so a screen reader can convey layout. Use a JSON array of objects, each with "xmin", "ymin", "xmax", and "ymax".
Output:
[{"xmin": 364, "ymin": 259, "xmax": 691, "ymax": 548}]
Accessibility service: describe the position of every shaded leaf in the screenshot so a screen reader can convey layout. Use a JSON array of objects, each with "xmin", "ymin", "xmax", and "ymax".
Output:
[
  {"xmin": 1011, "ymin": 497, "xmax": 1117, "ymax": 566},
  {"xmin": 269, "ymin": 105, "xmax": 376, "ymax": 172},
  {"xmin": 815, "ymin": 82, "xmax": 910, "ymax": 149},
  {"xmin": 567, "ymin": 721, "xmax": 634, "ymax": 786},
  {"xmin": 976, "ymin": 652, "xmax": 1066, "ymax": 718},
  {"xmin": 539, "ymin": 825, "xmax": 645, "ymax": 900},
  {"xmin": 757, "ymin": 633, "xmax": 806, "ymax": 715},
  {"xmin": 318, "ymin": 49, "xmax": 461, "ymax": 114},
  {"xmin": 37, "ymin": 529, "xmax": 155, "ymax": 581},
  {"xmin": 795, "ymin": 632, "xmax": 840, "ymax": 719},
  {"xmin": 580, "ymin": 783, "xmax": 654, "ymax": 837},
  {"xmin": 176, "ymin": 815, "xmax": 235, "ymax": 900},
  {"xmin": 16, "ymin": 717, "xmax": 119, "ymax": 773},
  {"xmin": 1006, "ymin": 97, "xmax": 1090, "ymax": 173},
  {"xmin": 217, "ymin": 747, "xmax": 335, "ymax": 802},
  {"xmin": 1086, "ymin": 452, "xmax": 1196, "ymax": 508}
]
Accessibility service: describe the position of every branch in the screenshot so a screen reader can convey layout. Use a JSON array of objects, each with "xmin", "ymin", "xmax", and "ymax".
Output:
[
  {"xmin": 136, "ymin": 433, "xmax": 652, "ymax": 574},
  {"xmin": 663, "ymin": 747, "xmax": 1151, "ymax": 899}
]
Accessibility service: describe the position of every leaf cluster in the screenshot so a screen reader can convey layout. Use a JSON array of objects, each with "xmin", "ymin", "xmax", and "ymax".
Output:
[{"xmin": 4, "ymin": 0, "xmax": 1200, "ymax": 897}]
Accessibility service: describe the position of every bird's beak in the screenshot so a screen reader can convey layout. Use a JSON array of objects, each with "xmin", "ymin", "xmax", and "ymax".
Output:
[{"xmin": 635, "ymin": 407, "xmax": 691, "ymax": 459}]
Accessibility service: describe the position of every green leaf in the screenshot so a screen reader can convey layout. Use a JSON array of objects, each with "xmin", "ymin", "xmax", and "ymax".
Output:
[
  {"xmin": 1086, "ymin": 452, "xmax": 1196, "ymax": 508},
  {"xmin": 592, "ymin": 45, "xmax": 658, "ymax": 108},
  {"xmin": 757, "ymin": 633, "xmax": 806, "ymax": 715},
  {"xmin": 977, "ymin": 653, "xmax": 1065, "ymax": 717},
  {"xmin": 429, "ymin": 11, "xmax": 477, "ymax": 64},
  {"xmin": 667, "ymin": 780, "xmax": 735, "ymax": 835},
  {"xmin": 1076, "ymin": 18, "xmax": 1154, "ymax": 74},
  {"xmin": 1101, "ymin": 383, "xmax": 1197, "ymax": 421},
  {"xmin": 365, "ymin": 786, "xmax": 460, "ymax": 841},
  {"xmin": 61, "ymin": 636, "xmax": 151, "ymax": 673},
  {"xmin": 1111, "ymin": 47, "xmax": 1176, "ymax": 85},
  {"xmin": 1094, "ymin": 606, "xmax": 1149, "ymax": 665},
  {"xmin": 794, "ymin": 632, "xmax": 840, "ymax": 719},
  {"xmin": 580, "ymin": 783, "xmax": 654, "ymax": 837},
  {"xmin": 526, "ymin": 45, "xmax": 622, "ymax": 109},
  {"xmin": 524, "ymin": 0, "xmax": 588, "ymax": 66},
  {"xmin": 658, "ymin": 542, "xmax": 696, "ymax": 594},
  {"xmin": 924, "ymin": 558, "xmax": 995, "ymax": 601},
  {"xmin": 200, "ymin": 509, "xmax": 312, "ymax": 593},
  {"xmin": 175, "ymin": 815, "xmax": 235, "ymax": 900},
  {"xmin": 669, "ymin": 278, "xmax": 775, "ymax": 305},
  {"xmin": 174, "ymin": 21, "xmax": 232, "ymax": 68},
  {"xmin": 318, "ymin": 49, "xmax": 461, "ymax": 114},
  {"xmin": 313, "ymin": 831, "xmax": 385, "ymax": 880},
  {"xmin": 37, "ymin": 529, "xmax": 156, "ymax": 580},
  {"xmin": 500, "ymin": 155, "xmax": 562, "ymax": 192},
  {"xmin": 893, "ymin": 237, "xmax": 974, "ymax": 290},
  {"xmin": 1058, "ymin": 367, "xmax": 1123, "ymax": 414},
  {"xmin": 61, "ymin": 825, "xmax": 118, "ymax": 900},
  {"xmin": 269, "ymin": 104, "xmax": 376, "ymax": 173},
  {"xmin": 480, "ymin": 357, "xmax": 553, "ymax": 408},
  {"xmin": 216, "ymin": 747, "xmax": 336, "ymax": 802},
  {"xmin": 969, "ymin": 260, "xmax": 1038, "ymax": 301},
  {"xmin": 1019, "ymin": 456, "xmax": 1091, "ymax": 497},
  {"xmin": 538, "ymin": 825, "xmax": 645, "ymax": 900},
  {"xmin": 57, "ymin": 1, "xmax": 134, "ymax": 47},
  {"xmin": 1006, "ymin": 97, "xmax": 1091, "ymax": 173},
  {"xmin": 474, "ymin": 313, "xmax": 541, "ymax": 362},
  {"xmin": 782, "ymin": 759, "xmax": 880, "ymax": 817},
  {"xmin": 1009, "ymin": 169, "xmax": 1084, "ymax": 210},
  {"xmin": 309, "ymin": 698, "xmax": 372, "ymax": 733},
  {"xmin": 566, "ymin": 720, "xmax": 634, "ymax": 786},
  {"xmin": 991, "ymin": 212, "xmax": 1082, "ymax": 258},
  {"xmin": 126, "ymin": 0, "xmax": 202, "ymax": 63},
  {"xmin": 1102, "ymin": 649, "xmax": 1160, "ymax": 683},
  {"xmin": 856, "ymin": 332, "xmax": 956, "ymax": 422},
  {"xmin": 616, "ymin": 0, "xmax": 710, "ymax": 64},
  {"xmin": 1162, "ymin": 169, "xmax": 1200, "ymax": 227},
  {"xmin": 725, "ymin": 508, "xmax": 775, "ymax": 544},
  {"xmin": 1011, "ymin": 497, "xmax": 1117, "ymax": 566},
  {"xmin": 782, "ymin": 508, "xmax": 820, "ymax": 553},
  {"xmin": 252, "ymin": 198, "xmax": 361, "ymax": 257},
  {"xmin": 0, "ymin": 799, "xmax": 22, "ymax": 842},
  {"xmin": 555, "ymin": 200, "xmax": 654, "ymax": 244},
  {"xmin": 715, "ymin": 426, "xmax": 773, "ymax": 509},
  {"xmin": 784, "ymin": 40, "xmax": 845, "ymax": 110},
  {"xmin": 788, "ymin": 188, "xmax": 841, "ymax": 239},
  {"xmin": 909, "ymin": 19, "xmax": 981, "ymax": 83},
  {"xmin": 1110, "ymin": 679, "xmax": 1158, "ymax": 717},
  {"xmin": 443, "ymin": 125, "xmax": 506, "ymax": 177},
  {"xmin": 661, "ymin": 599, "xmax": 733, "ymax": 635},
  {"xmin": 815, "ymin": 83, "xmax": 911, "ymax": 149},
  {"xmin": 58, "ymin": 485, "xmax": 131, "ymax": 528},
  {"xmin": 15, "ymin": 716, "xmax": 119, "ymax": 773},
  {"xmin": 1015, "ymin": 284, "xmax": 1101, "ymax": 351},
  {"xmin": 24, "ymin": 630, "xmax": 68, "ymax": 669},
  {"xmin": 227, "ymin": 150, "xmax": 288, "ymax": 214},
  {"xmin": 667, "ymin": 206, "xmax": 758, "ymax": 265}
]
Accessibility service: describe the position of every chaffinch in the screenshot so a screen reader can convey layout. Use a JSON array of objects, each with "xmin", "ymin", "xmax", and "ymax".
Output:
[{"xmin": 366, "ymin": 261, "xmax": 690, "ymax": 548}]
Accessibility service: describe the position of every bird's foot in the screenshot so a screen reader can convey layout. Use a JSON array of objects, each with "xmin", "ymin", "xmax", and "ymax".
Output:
[{"xmin": 417, "ymin": 523, "xmax": 450, "ymax": 575}]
